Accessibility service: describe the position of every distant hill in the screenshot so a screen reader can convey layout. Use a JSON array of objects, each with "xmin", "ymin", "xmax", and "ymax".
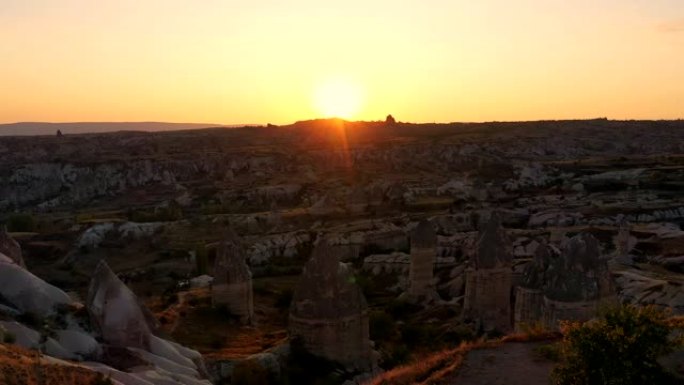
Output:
[{"xmin": 0, "ymin": 122, "xmax": 234, "ymax": 136}]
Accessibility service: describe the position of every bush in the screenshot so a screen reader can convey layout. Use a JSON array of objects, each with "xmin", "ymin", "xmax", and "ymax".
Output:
[
  {"xmin": 6, "ymin": 213, "xmax": 36, "ymax": 232},
  {"xmin": 369, "ymin": 310, "xmax": 396, "ymax": 342},
  {"xmin": 3, "ymin": 332, "xmax": 16, "ymax": 344},
  {"xmin": 274, "ymin": 288, "xmax": 294, "ymax": 311},
  {"xmin": 552, "ymin": 305, "xmax": 681, "ymax": 385}
]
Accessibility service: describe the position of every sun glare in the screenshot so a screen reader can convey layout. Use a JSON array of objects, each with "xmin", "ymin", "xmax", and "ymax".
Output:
[{"xmin": 313, "ymin": 78, "xmax": 363, "ymax": 119}]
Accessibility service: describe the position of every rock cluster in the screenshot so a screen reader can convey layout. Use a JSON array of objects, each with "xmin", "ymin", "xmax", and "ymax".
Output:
[
  {"xmin": 212, "ymin": 231, "xmax": 254, "ymax": 325},
  {"xmin": 463, "ymin": 213, "xmax": 513, "ymax": 332},
  {"xmin": 289, "ymin": 238, "xmax": 373, "ymax": 371},
  {"xmin": 514, "ymin": 233, "xmax": 616, "ymax": 330}
]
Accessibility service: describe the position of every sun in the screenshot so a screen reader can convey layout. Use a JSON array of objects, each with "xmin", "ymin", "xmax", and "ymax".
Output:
[{"xmin": 313, "ymin": 77, "xmax": 364, "ymax": 119}]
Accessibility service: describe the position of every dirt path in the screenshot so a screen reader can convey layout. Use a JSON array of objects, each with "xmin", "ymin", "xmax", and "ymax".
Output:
[{"xmin": 448, "ymin": 342, "xmax": 554, "ymax": 385}]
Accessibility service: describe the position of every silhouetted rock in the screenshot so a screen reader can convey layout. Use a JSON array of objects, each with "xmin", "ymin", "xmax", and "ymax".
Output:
[
  {"xmin": 463, "ymin": 213, "xmax": 513, "ymax": 332},
  {"xmin": 212, "ymin": 230, "xmax": 254, "ymax": 325},
  {"xmin": 513, "ymin": 233, "xmax": 616, "ymax": 329},
  {"xmin": 289, "ymin": 238, "xmax": 373, "ymax": 371},
  {"xmin": 406, "ymin": 220, "xmax": 438, "ymax": 301},
  {"xmin": 514, "ymin": 242, "xmax": 553, "ymax": 331}
]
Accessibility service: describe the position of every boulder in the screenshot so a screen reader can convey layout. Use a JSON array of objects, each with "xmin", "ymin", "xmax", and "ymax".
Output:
[{"xmin": 0, "ymin": 258, "xmax": 72, "ymax": 317}]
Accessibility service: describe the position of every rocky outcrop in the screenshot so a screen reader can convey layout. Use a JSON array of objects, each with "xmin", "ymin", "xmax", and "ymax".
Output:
[
  {"xmin": 513, "ymin": 233, "xmax": 616, "ymax": 329},
  {"xmin": 0, "ymin": 257, "xmax": 72, "ymax": 317},
  {"xmin": 463, "ymin": 213, "xmax": 513, "ymax": 332},
  {"xmin": 289, "ymin": 238, "xmax": 373, "ymax": 371},
  {"xmin": 514, "ymin": 243, "xmax": 552, "ymax": 331},
  {"xmin": 212, "ymin": 231, "xmax": 254, "ymax": 324},
  {"xmin": 0, "ymin": 226, "xmax": 24, "ymax": 267},
  {"xmin": 87, "ymin": 260, "xmax": 210, "ymax": 383},
  {"xmin": 406, "ymin": 220, "xmax": 438, "ymax": 301},
  {"xmin": 87, "ymin": 261, "xmax": 154, "ymax": 349}
]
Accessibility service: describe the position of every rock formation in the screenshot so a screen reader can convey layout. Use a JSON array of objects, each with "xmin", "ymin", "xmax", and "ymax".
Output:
[
  {"xmin": 87, "ymin": 260, "xmax": 153, "ymax": 349},
  {"xmin": 407, "ymin": 220, "xmax": 438, "ymax": 301},
  {"xmin": 614, "ymin": 217, "xmax": 635, "ymax": 259},
  {"xmin": 87, "ymin": 260, "xmax": 211, "ymax": 383},
  {"xmin": 513, "ymin": 233, "xmax": 616, "ymax": 329},
  {"xmin": 463, "ymin": 213, "xmax": 513, "ymax": 332},
  {"xmin": 0, "ymin": 225, "xmax": 24, "ymax": 267},
  {"xmin": 0, "ymin": 256, "xmax": 72, "ymax": 317},
  {"xmin": 514, "ymin": 242, "xmax": 552, "ymax": 331},
  {"xmin": 542, "ymin": 233, "xmax": 615, "ymax": 328},
  {"xmin": 289, "ymin": 238, "xmax": 373, "ymax": 371},
  {"xmin": 212, "ymin": 231, "xmax": 254, "ymax": 325}
]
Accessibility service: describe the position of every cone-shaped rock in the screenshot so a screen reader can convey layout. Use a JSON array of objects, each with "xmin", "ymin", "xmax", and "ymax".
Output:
[
  {"xmin": 289, "ymin": 238, "xmax": 372, "ymax": 371},
  {"xmin": 474, "ymin": 213, "xmax": 512, "ymax": 269},
  {"xmin": 407, "ymin": 220, "xmax": 437, "ymax": 300},
  {"xmin": 464, "ymin": 212, "xmax": 513, "ymax": 332},
  {"xmin": 87, "ymin": 260, "xmax": 152, "ymax": 349},
  {"xmin": 212, "ymin": 230, "xmax": 254, "ymax": 324}
]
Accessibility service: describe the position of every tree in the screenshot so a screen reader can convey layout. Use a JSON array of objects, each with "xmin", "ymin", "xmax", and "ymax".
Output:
[
  {"xmin": 385, "ymin": 114, "xmax": 396, "ymax": 125},
  {"xmin": 553, "ymin": 305, "xmax": 682, "ymax": 385}
]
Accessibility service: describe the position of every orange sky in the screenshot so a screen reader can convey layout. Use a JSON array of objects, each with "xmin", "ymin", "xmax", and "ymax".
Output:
[{"xmin": 1, "ymin": 0, "xmax": 683, "ymax": 124}]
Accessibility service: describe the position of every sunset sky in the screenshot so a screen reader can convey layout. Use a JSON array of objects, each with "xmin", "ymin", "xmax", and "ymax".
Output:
[{"xmin": 1, "ymin": 0, "xmax": 683, "ymax": 124}]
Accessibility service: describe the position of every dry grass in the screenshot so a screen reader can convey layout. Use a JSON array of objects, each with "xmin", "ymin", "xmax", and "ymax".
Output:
[
  {"xmin": 366, "ymin": 340, "xmax": 494, "ymax": 385},
  {"xmin": 367, "ymin": 326, "xmax": 560, "ymax": 385},
  {"xmin": 0, "ymin": 343, "xmax": 106, "ymax": 385}
]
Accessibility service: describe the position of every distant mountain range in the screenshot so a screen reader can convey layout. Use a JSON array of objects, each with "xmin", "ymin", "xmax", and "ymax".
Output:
[{"xmin": 0, "ymin": 122, "xmax": 240, "ymax": 136}]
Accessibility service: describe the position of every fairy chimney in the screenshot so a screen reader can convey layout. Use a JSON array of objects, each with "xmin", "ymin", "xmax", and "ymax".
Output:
[
  {"xmin": 463, "ymin": 213, "xmax": 513, "ymax": 332},
  {"xmin": 212, "ymin": 231, "xmax": 254, "ymax": 325},
  {"xmin": 289, "ymin": 238, "xmax": 373, "ymax": 371}
]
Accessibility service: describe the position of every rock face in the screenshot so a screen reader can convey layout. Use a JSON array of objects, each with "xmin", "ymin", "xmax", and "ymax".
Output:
[
  {"xmin": 463, "ymin": 213, "xmax": 513, "ymax": 332},
  {"xmin": 212, "ymin": 231, "xmax": 254, "ymax": 325},
  {"xmin": 87, "ymin": 260, "xmax": 153, "ymax": 349},
  {"xmin": 513, "ymin": 233, "xmax": 616, "ymax": 330},
  {"xmin": 87, "ymin": 260, "xmax": 211, "ymax": 384},
  {"xmin": 0, "ymin": 257, "xmax": 72, "ymax": 317},
  {"xmin": 289, "ymin": 238, "xmax": 372, "ymax": 371},
  {"xmin": 407, "ymin": 220, "xmax": 437, "ymax": 301},
  {"xmin": 614, "ymin": 218, "xmax": 636, "ymax": 258},
  {"xmin": 514, "ymin": 243, "xmax": 552, "ymax": 331},
  {"xmin": 0, "ymin": 226, "xmax": 24, "ymax": 267}
]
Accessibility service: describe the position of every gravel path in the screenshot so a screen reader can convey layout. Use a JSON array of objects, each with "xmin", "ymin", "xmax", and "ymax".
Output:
[{"xmin": 449, "ymin": 342, "xmax": 554, "ymax": 385}]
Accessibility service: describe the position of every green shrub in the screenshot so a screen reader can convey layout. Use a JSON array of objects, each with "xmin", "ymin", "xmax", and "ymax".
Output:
[
  {"xmin": 3, "ymin": 332, "xmax": 16, "ymax": 344},
  {"xmin": 274, "ymin": 288, "xmax": 294, "ymax": 311},
  {"xmin": 369, "ymin": 310, "xmax": 396, "ymax": 342},
  {"xmin": 383, "ymin": 344, "xmax": 410, "ymax": 368},
  {"xmin": 552, "ymin": 305, "xmax": 681, "ymax": 385},
  {"xmin": 534, "ymin": 343, "xmax": 561, "ymax": 362},
  {"xmin": 6, "ymin": 213, "xmax": 36, "ymax": 232}
]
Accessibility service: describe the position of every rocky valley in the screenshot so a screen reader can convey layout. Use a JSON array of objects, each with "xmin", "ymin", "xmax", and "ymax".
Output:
[{"xmin": 2, "ymin": 118, "xmax": 684, "ymax": 384}]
